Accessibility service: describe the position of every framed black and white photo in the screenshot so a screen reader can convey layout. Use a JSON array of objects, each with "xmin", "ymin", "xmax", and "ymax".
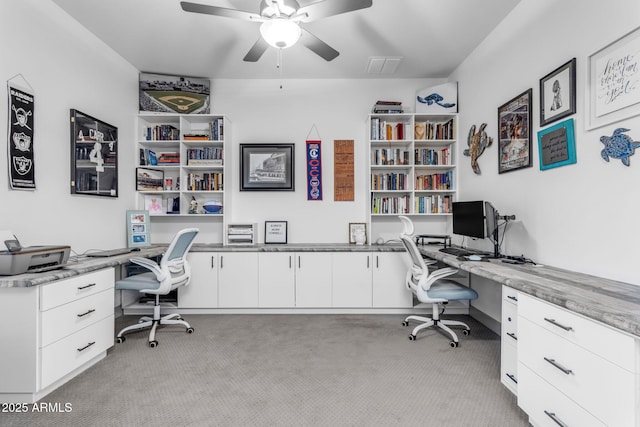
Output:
[
  {"xmin": 587, "ymin": 26, "xmax": 640, "ymax": 129},
  {"xmin": 349, "ymin": 223, "xmax": 367, "ymax": 245},
  {"xmin": 136, "ymin": 167, "xmax": 164, "ymax": 191},
  {"xmin": 139, "ymin": 72, "xmax": 210, "ymax": 114},
  {"xmin": 265, "ymin": 221, "xmax": 288, "ymax": 244},
  {"xmin": 498, "ymin": 89, "xmax": 533, "ymax": 174},
  {"xmin": 540, "ymin": 58, "xmax": 576, "ymax": 127},
  {"xmin": 240, "ymin": 143, "xmax": 295, "ymax": 191}
]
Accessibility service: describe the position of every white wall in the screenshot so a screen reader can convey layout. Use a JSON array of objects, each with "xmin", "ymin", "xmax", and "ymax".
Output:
[
  {"xmin": 0, "ymin": 0, "xmax": 138, "ymax": 253},
  {"xmin": 449, "ymin": 0, "xmax": 640, "ymax": 285}
]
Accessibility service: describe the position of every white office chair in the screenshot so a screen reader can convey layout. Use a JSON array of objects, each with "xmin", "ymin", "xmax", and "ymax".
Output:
[
  {"xmin": 398, "ymin": 216, "xmax": 478, "ymax": 347},
  {"xmin": 115, "ymin": 228, "xmax": 199, "ymax": 348}
]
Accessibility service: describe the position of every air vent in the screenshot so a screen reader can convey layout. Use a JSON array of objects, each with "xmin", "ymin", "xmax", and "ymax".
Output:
[{"xmin": 366, "ymin": 57, "xmax": 403, "ymax": 74}]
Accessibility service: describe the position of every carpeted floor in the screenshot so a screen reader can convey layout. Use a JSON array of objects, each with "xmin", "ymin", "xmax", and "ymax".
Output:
[{"xmin": 1, "ymin": 314, "xmax": 529, "ymax": 426}]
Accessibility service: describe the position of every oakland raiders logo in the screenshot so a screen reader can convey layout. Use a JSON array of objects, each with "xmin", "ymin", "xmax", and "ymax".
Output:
[
  {"xmin": 12, "ymin": 132, "xmax": 31, "ymax": 152},
  {"xmin": 13, "ymin": 156, "xmax": 33, "ymax": 175}
]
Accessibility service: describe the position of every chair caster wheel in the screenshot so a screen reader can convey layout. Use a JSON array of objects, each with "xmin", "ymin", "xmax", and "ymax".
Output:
[
  {"xmin": 408, "ymin": 334, "xmax": 416, "ymax": 341},
  {"xmin": 116, "ymin": 336, "xmax": 125, "ymax": 344},
  {"xmin": 450, "ymin": 341, "xmax": 459, "ymax": 348},
  {"xmin": 186, "ymin": 327, "xmax": 194, "ymax": 334},
  {"xmin": 149, "ymin": 340, "xmax": 158, "ymax": 348},
  {"xmin": 402, "ymin": 321, "xmax": 409, "ymax": 327},
  {"xmin": 463, "ymin": 329, "xmax": 470, "ymax": 336}
]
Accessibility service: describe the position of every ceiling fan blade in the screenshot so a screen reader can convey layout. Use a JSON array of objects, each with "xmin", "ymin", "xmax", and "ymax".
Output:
[
  {"xmin": 300, "ymin": 28, "xmax": 339, "ymax": 61},
  {"xmin": 243, "ymin": 37, "xmax": 270, "ymax": 62},
  {"xmin": 297, "ymin": 0, "xmax": 373, "ymax": 22},
  {"xmin": 180, "ymin": 1, "xmax": 261, "ymax": 21}
]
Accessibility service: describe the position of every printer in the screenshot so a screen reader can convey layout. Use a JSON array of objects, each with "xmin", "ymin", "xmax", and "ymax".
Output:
[{"xmin": 0, "ymin": 231, "xmax": 70, "ymax": 275}]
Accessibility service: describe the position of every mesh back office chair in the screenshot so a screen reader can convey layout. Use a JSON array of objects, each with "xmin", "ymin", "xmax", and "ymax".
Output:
[
  {"xmin": 115, "ymin": 228, "xmax": 199, "ymax": 348},
  {"xmin": 398, "ymin": 216, "xmax": 478, "ymax": 347}
]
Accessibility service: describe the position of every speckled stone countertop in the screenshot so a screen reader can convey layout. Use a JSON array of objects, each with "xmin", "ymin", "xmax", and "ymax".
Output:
[
  {"xmin": 418, "ymin": 245, "xmax": 640, "ymax": 338},
  {"xmin": 189, "ymin": 243, "xmax": 405, "ymax": 253}
]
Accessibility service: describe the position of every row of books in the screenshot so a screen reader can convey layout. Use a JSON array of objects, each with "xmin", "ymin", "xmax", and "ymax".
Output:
[
  {"xmin": 185, "ymin": 172, "xmax": 223, "ymax": 191},
  {"xmin": 371, "ymin": 194, "xmax": 411, "ymax": 214},
  {"xmin": 415, "ymin": 171, "xmax": 453, "ymax": 190},
  {"xmin": 144, "ymin": 125, "xmax": 179, "ymax": 141},
  {"xmin": 371, "ymin": 173, "xmax": 409, "ymax": 191},
  {"xmin": 415, "ymin": 195, "xmax": 452, "ymax": 214},
  {"xmin": 186, "ymin": 147, "xmax": 223, "ymax": 165},
  {"xmin": 371, "ymin": 119, "xmax": 408, "ymax": 141},
  {"xmin": 371, "ymin": 100, "xmax": 404, "ymax": 114},
  {"xmin": 415, "ymin": 119, "xmax": 455, "ymax": 140},
  {"xmin": 371, "ymin": 148, "xmax": 410, "ymax": 166},
  {"xmin": 157, "ymin": 152, "xmax": 179, "ymax": 165},
  {"xmin": 415, "ymin": 147, "xmax": 451, "ymax": 165}
]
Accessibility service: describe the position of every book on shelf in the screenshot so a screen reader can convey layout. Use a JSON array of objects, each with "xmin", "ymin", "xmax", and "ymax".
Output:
[
  {"xmin": 183, "ymin": 134, "xmax": 210, "ymax": 141},
  {"xmin": 370, "ymin": 118, "xmax": 409, "ymax": 141},
  {"xmin": 139, "ymin": 148, "xmax": 157, "ymax": 166},
  {"xmin": 415, "ymin": 194, "xmax": 452, "ymax": 214},
  {"xmin": 145, "ymin": 125, "xmax": 179, "ymax": 141},
  {"xmin": 414, "ymin": 171, "xmax": 453, "ymax": 190},
  {"xmin": 157, "ymin": 152, "xmax": 180, "ymax": 165},
  {"xmin": 371, "ymin": 100, "xmax": 404, "ymax": 114}
]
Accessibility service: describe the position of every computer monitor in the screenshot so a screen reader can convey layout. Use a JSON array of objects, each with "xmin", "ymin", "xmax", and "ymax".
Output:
[
  {"xmin": 484, "ymin": 201, "xmax": 498, "ymax": 243},
  {"xmin": 452, "ymin": 201, "xmax": 485, "ymax": 239}
]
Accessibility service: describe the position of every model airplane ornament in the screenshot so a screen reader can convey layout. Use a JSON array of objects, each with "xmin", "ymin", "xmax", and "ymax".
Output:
[
  {"xmin": 180, "ymin": 0, "xmax": 373, "ymax": 62},
  {"xmin": 464, "ymin": 123, "xmax": 493, "ymax": 174}
]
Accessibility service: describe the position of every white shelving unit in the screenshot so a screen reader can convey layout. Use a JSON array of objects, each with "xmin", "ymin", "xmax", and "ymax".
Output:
[{"xmin": 135, "ymin": 114, "xmax": 229, "ymax": 222}]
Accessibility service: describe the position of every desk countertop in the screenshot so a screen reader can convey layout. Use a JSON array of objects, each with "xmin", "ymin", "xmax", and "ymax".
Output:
[{"xmin": 418, "ymin": 245, "xmax": 640, "ymax": 338}]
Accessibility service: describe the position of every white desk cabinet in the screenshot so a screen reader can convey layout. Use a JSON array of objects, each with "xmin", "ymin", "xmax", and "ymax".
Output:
[
  {"xmin": 218, "ymin": 252, "xmax": 258, "ymax": 307},
  {"xmin": 372, "ymin": 252, "xmax": 411, "ymax": 308},
  {"xmin": 178, "ymin": 252, "xmax": 219, "ymax": 308},
  {"xmin": 332, "ymin": 252, "xmax": 372, "ymax": 307},
  {"xmin": 0, "ymin": 268, "xmax": 114, "ymax": 403},
  {"xmin": 295, "ymin": 252, "xmax": 332, "ymax": 308},
  {"xmin": 258, "ymin": 252, "xmax": 295, "ymax": 308},
  {"xmin": 501, "ymin": 286, "xmax": 518, "ymax": 395},
  {"xmin": 517, "ymin": 293, "xmax": 640, "ymax": 427}
]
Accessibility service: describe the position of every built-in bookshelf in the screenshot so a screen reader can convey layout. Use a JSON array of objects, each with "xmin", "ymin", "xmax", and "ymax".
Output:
[
  {"xmin": 368, "ymin": 113, "xmax": 457, "ymax": 218},
  {"xmin": 135, "ymin": 114, "xmax": 229, "ymax": 220}
]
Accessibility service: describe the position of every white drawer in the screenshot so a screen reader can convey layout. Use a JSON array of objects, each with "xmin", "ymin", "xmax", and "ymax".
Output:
[
  {"xmin": 40, "ymin": 288, "xmax": 114, "ymax": 347},
  {"xmin": 40, "ymin": 315, "xmax": 114, "ymax": 389},
  {"xmin": 503, "ymin": 286, "xmax": 518, "ymax": 306},
  {"xmin": 519, "ymin": 316, "xmax": 636, "ymax": 426},
  {"xmin": 502, "ymin": 295, "xmax": 518, "ymax": 343},
  {"xmin": 518, "ymin": 293, "xmax": 638, "ymax": 371},
  {"xmin": 518, "ymin": 364, "xmax": 606, "ymax": 427},
  {"xmin": 501, "ymin": 339, "xmax": 518, "ymax": 395},
  {"xmin": 40, "ymin": 268, "xmax": 114, "ymax": 311}
]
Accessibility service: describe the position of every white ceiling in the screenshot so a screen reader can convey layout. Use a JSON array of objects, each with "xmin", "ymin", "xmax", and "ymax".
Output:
[{"xmin": 50, "ymin": 0, "xmax": 521, "ymax": 79}]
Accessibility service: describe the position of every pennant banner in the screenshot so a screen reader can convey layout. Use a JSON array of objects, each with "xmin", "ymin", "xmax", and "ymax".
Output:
[
  {"xmin": 306, "ymin": 140, "xmax": 322, "ymax": 200},
  {"xmin": 7, "ymin": 83, "xmax": 36, "ymax": 190}
]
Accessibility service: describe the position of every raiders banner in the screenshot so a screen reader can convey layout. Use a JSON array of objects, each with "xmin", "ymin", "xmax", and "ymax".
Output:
[{"xmin": 7, "ymin": 83, "xmax": 35, "ymax": 190}]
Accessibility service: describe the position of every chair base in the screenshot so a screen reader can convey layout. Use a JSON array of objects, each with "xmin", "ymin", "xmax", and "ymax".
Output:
[
  {"xmin": 403, "ymin": 304, "xmax": 471, "ymax": 347},
  {"xmin": 116, "ymin": 299, "xmax": 193, "ymax": 348}
]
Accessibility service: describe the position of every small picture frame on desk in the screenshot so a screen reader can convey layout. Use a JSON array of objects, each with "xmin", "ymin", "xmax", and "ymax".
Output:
[
  {"xmin": 265, "ymin": 221, "xmax": 288, "ymax": 244},
  {"xmin": 126, "ymin": 210, "xmax": 150, "ymax": 247},
  {"xmin": 349, "ymin": 223, "xmax": 367, "ymax": 245}
]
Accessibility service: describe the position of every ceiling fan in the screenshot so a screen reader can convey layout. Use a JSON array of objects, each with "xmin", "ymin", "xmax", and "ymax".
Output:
[{"xmin": 180, "ymin": 0, "xmax": 373, "ymax": 62}]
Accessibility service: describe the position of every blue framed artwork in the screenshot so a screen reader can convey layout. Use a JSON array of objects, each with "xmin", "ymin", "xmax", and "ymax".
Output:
[{"xmin": 537, "ymin": 118, "xmax": 576, "ymax": 170}]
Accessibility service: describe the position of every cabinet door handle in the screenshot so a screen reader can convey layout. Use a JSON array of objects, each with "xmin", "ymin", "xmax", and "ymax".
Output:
[
  {"xmin": 507, "ymin": 295, "xmax": 518, "ymax": 302},
  {"xmin": 298, "ymin": 256, "xmax": 301, "ymax": 269},
  {"xmin": 211, "ymin": 256, "xmax": 215, "ymax": 269},
  {"xmin": 506, "ymin": 332, "xmax": 517, "ymax": 341},
  {"xmin": 544, "ymin": 410, "xmax": 568, "ymax": 427},
  {"xmin": 376, "ymin": 255, "xmax": 379, "ymax": 269},
  {"xmin": 220, "ymin": 256, "xmax": 223, "ymax": 269},
  {"xmin": 544, "ymin": 317, "xmax": 573, "ymax": 331},
  {"xmin": 77, "ymin": 309, "xmax": 96, "ymax": 318},
  {"xmin": 289, "ymin": 255, "xmax": 292, "ymax": 269},
  {"xmin": 543, "ymin": 357, "xmax": 573, "ymax": 375},
  {"xmin": 506, "ymin": 373, "xmax": 517, "ymax": 384},
  {"xmin": 367, "ymin": 256, "xmax": 370, "ymax": 269},
  {"xmin": 77, "ymin": 341, "xmax": 96, "ymax": 352},
  {"xmin": 77, "ymin": 283, "xmax": 96, "ymax": 290}
]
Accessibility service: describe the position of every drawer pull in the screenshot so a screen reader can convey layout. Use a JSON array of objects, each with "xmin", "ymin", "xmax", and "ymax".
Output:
[
  {"xmin": 506, "ymin": 332, "xmax": 517, "ymax": 341},
  {"xmin": 506, "ymin": 373, "xmax": 517, "ymax": 384},
  {"xmin": 544, "ymin": 317, "xmax": 573, "ymax": 331},
  {"xmin": 544, "ymin": 357, "xmax": 573, "ymax": 375},
  {"xmin": 77, "ymin": 283, "xmax": 97, "ymax": 290},
  {"xmin": 544, "ymin": 410, "xmax": 568, "ymax": 427},
  {"xmin": 77, "ymin": 341, "xmax": 96, "ymax": 352},
  {"xmin": 77, "ymin": 309, "xmax": 96, "ymax": 318},
  {"xmin": 507, "ymin": 295, "xmax": 518, "ymax": 302}
]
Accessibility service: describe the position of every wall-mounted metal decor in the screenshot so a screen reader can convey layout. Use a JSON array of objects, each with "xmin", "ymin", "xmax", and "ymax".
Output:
[
  {"xmin": 70, "ymin": 109, "xmax": 118, "ymax": 197},
  {"xmin": 600, "ymin": 128, "xmax": 640, "ymax": 166}
]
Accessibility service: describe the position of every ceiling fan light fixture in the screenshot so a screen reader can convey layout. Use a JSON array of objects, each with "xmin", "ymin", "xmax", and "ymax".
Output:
[{"xmin": 260, "ymin": 19, "xmax": 301, "ymax": 49}]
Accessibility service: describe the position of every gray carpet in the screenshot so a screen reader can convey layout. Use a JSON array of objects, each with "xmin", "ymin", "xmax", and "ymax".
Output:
[{"xmin": 2, "ymin": 314, "xmax": 528, "ymax": 426}]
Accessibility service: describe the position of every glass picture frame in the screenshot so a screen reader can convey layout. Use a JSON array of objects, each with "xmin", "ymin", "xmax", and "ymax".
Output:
[
  {"xmin": 537, "ymin": 118, "xmax": 577, "ymax": 170},
  {"xmin": 540, "ymin": 58, "xmax": 576, "ymax": 127},
  {"xmin": 265, "ymin": 221, "xmax": 288, "ymax": 244},
  {"xmin": 497, "ymin": 89, "xmax": 532, "ymax": 174},
  {"xmin": 240, "ymin": 143, "xmax": 295, "ymax": 191}
]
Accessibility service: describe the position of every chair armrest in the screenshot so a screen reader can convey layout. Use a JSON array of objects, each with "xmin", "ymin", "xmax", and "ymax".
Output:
[{"xmin": 130, "ymin": 257, "xmax": 166, "ymax": 282}]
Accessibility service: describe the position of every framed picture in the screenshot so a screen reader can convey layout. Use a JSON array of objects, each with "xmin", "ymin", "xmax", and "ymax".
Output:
[
  {"xmin": 265, "ymin": 221, "xmax": 288, "ymax": 244},
  {"xmin": 70, "ymin": 109, "xmax": 118, "ymax": 197},
  {"xmin": 498, "ymin": 89, "xmax": 533, "ymax": 174},
  {"xmin": 136, "ymin": 167, "xmax": 164, "ymax": 191},
  {"xmin": 540, "ymin": 58, "xmax": 576, "ymax": 127},
  {"xmin": 139, "ymin": 72, "xmax": 210, "ymax": 114},
  {"xmin": 537, "ymin": 118, "xmax": 577, "ymax": 170},
  {"xmin": 587, "ymin": 26, "xmax": 640, "ymax": 130},
  {"xmin": 349, "ymin": 223, "xmax": 367, "ymax": 245},
  {"xmin": 240, "ymin": 143, "xmax": 295, "ymax": 191},
  {"xmin": 126, "ymin": 210, "xmax": 150, "ymax": 247}
]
